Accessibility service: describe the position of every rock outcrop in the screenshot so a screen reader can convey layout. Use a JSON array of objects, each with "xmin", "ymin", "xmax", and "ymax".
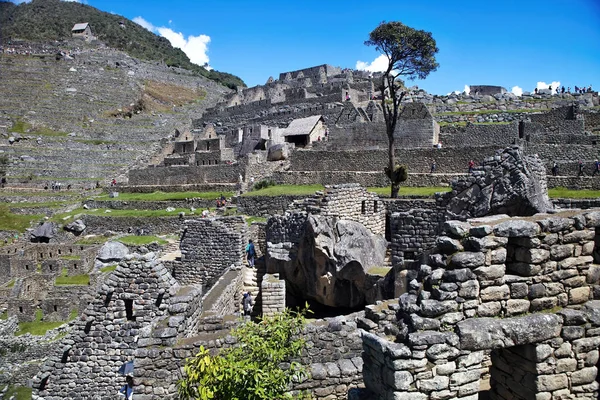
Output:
[
  {"xmin": 96, "ymin": 241, "xmax": 129, "ymax": 263},
  {"xmin": 446, "ymin": 146, "xmax": 553, "ymax": 220},
  {"xmin": 30, "ymin": 222, "xmax": 57, "ymax": 242},
  {"xmin": 279, "ymin": 215, "xmax": 387, "ymax": 308}
]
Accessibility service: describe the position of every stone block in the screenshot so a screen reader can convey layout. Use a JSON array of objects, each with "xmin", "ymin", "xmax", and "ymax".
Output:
[
  {"xmin": 506, "ymin": 299, "xmax": 530, "ymax": 316},
  {"xmin": 536, "ymin": 373, "xmax": 568, "ymax": 391},
  {"xmin": 569, "ymin": 287, "xmax": 591, "ymax": 304},
  {"xmin": 571, "ymin": 366, "xmax": 598, "ymax": 385},
  {"xmin": 494, "ymin": 220, "xmax": 540, "ymax": 238},
  {"xmin": 477, "ymin": 302, "xmax": 501, "ymax": 317},
  {"xmin": 480, "ymin": 285, "xmax": 510, "ymax": 301},
  {"xmin": 449, "ymin": 370, "xmax": 480, "ymax": 386},
  {"xmin": 550, "ymin": 244, "xmax": 574, "ymax": 260},
  {"xmin": 418, "ymin": 376, "xmax": 450, "ymax": 392},
  {"xmin": 457, "ymin": 314, "xmax": 562, "ymax": 351},
  {"xmin": 474, "ymin": 264, "xmax": 505, "ymax": 280}
]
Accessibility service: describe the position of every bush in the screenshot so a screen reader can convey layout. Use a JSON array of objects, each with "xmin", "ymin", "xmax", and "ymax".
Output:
[
  {"xmin": 178, "ymin": 306, "xmax": 311, "ymax": 400},
  {"xmin": 252, "ymin": 179, "xmax": 276, "ymax": 191}
]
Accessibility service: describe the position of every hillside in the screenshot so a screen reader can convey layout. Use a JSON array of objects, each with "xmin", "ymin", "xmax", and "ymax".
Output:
[
  {"xmin": 0, "ymin": 46, "xmax": 230, "ymax": 189},
  {"xmin": 0, "ymin": 0, "xmax": 244, "ymax": 89}
]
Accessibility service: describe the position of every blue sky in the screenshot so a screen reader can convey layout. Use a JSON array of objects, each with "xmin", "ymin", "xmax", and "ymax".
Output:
[{"xmin": 11, "ymin": 0, "xmax": 600, "ymax": 94}]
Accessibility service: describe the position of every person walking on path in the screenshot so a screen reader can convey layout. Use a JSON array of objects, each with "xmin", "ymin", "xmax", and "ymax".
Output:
[
  {"xmin": 430, "ymin": 160, "xmax": 436, "ymax": 174},
  {"xmin": 552, "ymin": 162, "xmax": 559, "ymax": 177},
  {"xmin": 593, "ymin": 160, "xmax": 600, "ymax": 176},
  {"xmin": 118, "ymin": 376, "xmax": 134, "ymax": 399},
  {"xmin": 468, "ymin": 160, "xmax": 475, "ymax": 173},
  {"xmin": 242, "ymin": 292, "xmax": 254, "ymax": 316},
  {"xmin": 245, "ymin": 239, "xmax": 256, "ymax": 268},
  {"xmin": 578, "ymin": 160, "xmax": 585, "ymax": 177}
]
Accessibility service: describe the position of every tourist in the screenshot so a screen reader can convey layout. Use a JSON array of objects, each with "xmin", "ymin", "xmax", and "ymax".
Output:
[
  {"xmin": 552, "ymin": 162, "xmax": 559, "ymax": 177},
  {"xmin": 201, "ymin": 209, "xmax": 209, "ymax": 218},
  {"xmin": 118, "ymin": 376, "xmax": 134, "ymax": 399},
  {"xmin": 436, "ymin": 141, "xmax": 442, "ymax": 149},
  {"xmin": 593, "ymin": 160, "xmax": 600, "ymax": 176},
  {"xmin": 468, "ymin": 160, "xmax": 475, "ymax": 173},
  {"xmin": 561, "ymin": 86, "xmax": 565, "ymax": 94},
  {"xmin": 567, "ymin": 87, "xmax": 571, "ymax": 94},
  {"xmin": 430, "ymin": 160, "xmax": 436, "ymax": 174},
  {"xmin": 534, "ymin": 88, "xmax": 538, "ymax": 95},
  {"xmin": 245, "ymin": 239, "xmax": 256, "ymax": 268},
  {"xmin": 242, "ymin": 291, "xmax": 254, "ymax": 316},
  {"xmin": 578, "ymin": 160, "xmax": 585, "ymax": 177}
]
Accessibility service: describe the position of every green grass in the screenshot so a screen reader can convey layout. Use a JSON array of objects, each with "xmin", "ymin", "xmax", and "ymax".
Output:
[
  {"xmin": 93, "ymin": 191, "xmax": 234, "ymax": 201},
  {"xmin": 549, "ymin": 187, "xmax": 600, "ymax": 199},
  {"xmin": 74, "ymin": 236, "xmax": 110, "ymax": 245},
  {"xmin": 242, "ymin": 184, "xmax": 325, "ymax": 197},
  {"xmin": 16, "ymin": 309, "xmax": 63, "ymax": 336},
  {"xmin": 1, "ymin": 385, "xmax": 32, "ymax": 400},
  {"xmin": 75, "ymin": 139, "xmax": 117, "ymax": 145},
  {"xmin": 51, "ymin": 207, "xmax": 191, "ymax": 222},
  {"xmin": 368, "ymin": 186, "xmax": 452, "ymax": 198},
  {"xmin": 367, "ymin": 266, "xmax": 392, "ymax": 276},
  {"xmin": 0, "ymin": 205, "xmax": 43, "ymax": 232},
  {"xmin": 246, "ymin": 216, "xmax": 267, "ymax": 225},
  {"xmin": 100, "ymin": 264, "xmax": 118, "ymax": 273},
  {"xmin": 4, "ymin": 200, "xmax": 75, "ymax": 209},
  {"xmin": 6, "ymin": 280, "xmax": 16, "ymax": 288},
  {"xmin": 118, "ymin": 235, "xmax": 168, "ymax": 245},
  {"xmin": 434, "ymin": 108, "xmax": 543, "ymax": 116},
  {"xmin": 0, "ymin": 311, "xmax": 7, "ymax": 320},
  {"xmin": 55, "ymin": 269, "xmax": 90, "ymax": 286}
]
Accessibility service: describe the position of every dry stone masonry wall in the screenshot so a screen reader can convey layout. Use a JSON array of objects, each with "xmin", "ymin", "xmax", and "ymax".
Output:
[{"xmin": 359, "ymin": 209, "xmax": 600, "ymax": 399}]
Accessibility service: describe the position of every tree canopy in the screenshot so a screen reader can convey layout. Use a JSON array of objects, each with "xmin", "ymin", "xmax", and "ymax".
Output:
[{"xmin": 365, "ymin": 21, "xmax": 438, "ymax": 198}]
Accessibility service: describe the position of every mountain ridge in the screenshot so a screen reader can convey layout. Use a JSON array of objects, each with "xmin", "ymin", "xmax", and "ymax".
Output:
[{"xmin": 0, "ymin": 0, "xmax": 245, "ymax": 89}]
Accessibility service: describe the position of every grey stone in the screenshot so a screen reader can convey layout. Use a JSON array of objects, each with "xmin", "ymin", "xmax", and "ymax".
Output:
[
  {"xmin": 494, "ymin": 220, "xmax": 540, "ymax": 238},
  {"xmin": 64, "ymin": 219, "xmax": 86, "ymax": 234},
  {"xmin": 31, "ymin": 222, "xmax": 58, "ymax": 241},
  {"xmin": 457, "ymin": 313, "xmax": 562, "ymax": 350},
  {"xmin": 97, "ymin": 241, "xmax": 130, "ymax": 262},
  {"xmin": 449, "ymin": 252, "xmax": 485, "ymax": 269}
]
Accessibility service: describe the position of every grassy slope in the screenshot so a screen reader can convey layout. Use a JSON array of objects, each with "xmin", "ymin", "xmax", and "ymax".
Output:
[{"xmin": 0, "ymin": 0, "xmax": 244, "ymax": 89}]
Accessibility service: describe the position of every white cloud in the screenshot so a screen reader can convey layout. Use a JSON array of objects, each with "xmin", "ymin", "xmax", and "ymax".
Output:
[
  {"xmin": 463, "ymin": 85, "xmax": 470, "ymax": 95},
  {"xmin": 132, "ymin": 16, "xmax": 210, "ymax": 67},
  {"xmin": 157, "ymin": 27, "xmax": 210, "ymax": 66},
  {"xmin": 537, "ymin": 81, "xmax": 560, "ymax": 91},
  {"xmin": 356, "ymin": 54, "xmax": 389, "ymax": 72},
  {"xmin": 133, "ymin": 16, "xmax": 155, "ymax": 32},
  {"xmin": 511, "ymin": 86, "xmax": 523, "ymax": 96}
]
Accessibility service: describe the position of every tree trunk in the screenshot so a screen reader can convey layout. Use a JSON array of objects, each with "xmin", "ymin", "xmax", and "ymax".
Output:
[{"xmin": 388, "ymin": 130, "xmax": 397, "ymax": 198}]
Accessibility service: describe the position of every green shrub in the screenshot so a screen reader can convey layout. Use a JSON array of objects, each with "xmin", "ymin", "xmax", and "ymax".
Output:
[
  {"xmin": 179, "ymin": 306, "xmax": 311, "ymax": 400},
  {"xmin": 252, "ymin": 179, "xmax": 277, "ymax": 191}
]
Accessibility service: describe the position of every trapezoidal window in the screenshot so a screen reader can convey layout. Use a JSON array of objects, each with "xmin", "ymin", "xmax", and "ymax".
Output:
[
  {"xmin": 374, "ymin": 201, "xmax": 378, "ymax": 213},
  {"xmin": 53, "ymin": 305, "xmax": 58, "ymax": 312},
  {"xmin": 361, "ymin": 201, "xmax": 366, "ymax": 214},
  {"xmin": 124, "ymin": 299, "xmax": 136, "ymax": 321}
]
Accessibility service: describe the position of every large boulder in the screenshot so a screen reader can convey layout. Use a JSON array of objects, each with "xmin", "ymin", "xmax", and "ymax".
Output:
[
  {"xmin": 31, "ymin": 222, "xmax": 57, "ymax": 243},
  {"xmin": 446, "ymin": 147, "xmax": 553, "ymax": 220},
  {"xmin": 267, "ymin": 143, "xmax": 291, "ymax": 161},
  {"xmin": 274, "ymin": 215, "xmax": 387, "ymax": 308},
  {"xmin": 64, "ymin": 219, "xmax": 86, "ymax": 235},
  {"xmin": 97, "ymin": 241, "xmax": 129, "ymax": 263}
]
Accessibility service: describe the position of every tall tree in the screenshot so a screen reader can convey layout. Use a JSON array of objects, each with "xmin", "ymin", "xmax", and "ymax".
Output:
[{"xmin": 365, "ymin": 21, "xmax": 439, "ymax": 198}]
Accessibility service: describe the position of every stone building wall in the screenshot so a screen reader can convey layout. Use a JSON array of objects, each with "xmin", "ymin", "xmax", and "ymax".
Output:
[
  {"xmin": 292, "ymin": 184, "xmax": 385, "ymax": 236},
  {"xmin": 390, "ymin": 208, "xmax": 445, "ymax": 267},
  {"xmin": 133, "ymin": 312, "xmax": 365, "ymax": 400},
  {"xmin": 177, "ymin": 217, "xmax": 246, "ymax": 287},
  {"xmin": 36, "ymin": 254, "xmax": 180, "ymax": 399},
  {"xmin": 200, "ymin": 268, "xmax": 243, "ymax": 318},
  {"xmin": 359, "ymin": 209, "xmax": 600, "ymax": 400}
]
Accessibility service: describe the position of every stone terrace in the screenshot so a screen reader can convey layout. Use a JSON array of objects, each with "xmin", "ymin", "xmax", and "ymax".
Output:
[{"xmin": 0, "ymin": 48, "xmax": 229, "ymax": 188}]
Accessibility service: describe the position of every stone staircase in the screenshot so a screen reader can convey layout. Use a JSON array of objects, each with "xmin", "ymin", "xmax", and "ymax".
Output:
[{"xmin": 241, "ymin": 257, "xmax": 266, "ymax": 316}]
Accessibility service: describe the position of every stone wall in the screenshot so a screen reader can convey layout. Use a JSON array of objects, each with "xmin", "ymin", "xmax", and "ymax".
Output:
[
  {"xmin": 36, "ymin": 254, "xmax": 180, "ymax": 399},
  {"xmin": 200, "ymin": 268, "xmax": 243, "ymax": 318},
  {"xmin": 234, "ymin": 194, "xmax": 305, "ymax": 217},
  {"xmin": 128, "ymin": 164, "xmax": 241, "ymax": 186},
  {"xmin": 80, "ymin": 215, "xmax": 192, "ymax": 235},
  {"xmin": 83, "ymin": 198, "xmax": 215, "ymax": 211},
  {"xmin": 359, "ymin": 209, "xmax": 600, "ymax": 399},
  {"xmin": 177, "ymin": 217, "xmax": 246, "ymax": 288}
]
